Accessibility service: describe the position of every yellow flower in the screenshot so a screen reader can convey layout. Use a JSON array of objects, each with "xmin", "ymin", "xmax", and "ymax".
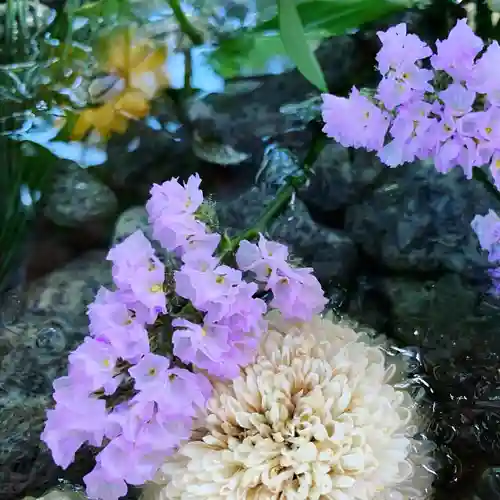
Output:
[{"xmin": 71, "ymin": 29, "xmax": 169, "ymax": 141}]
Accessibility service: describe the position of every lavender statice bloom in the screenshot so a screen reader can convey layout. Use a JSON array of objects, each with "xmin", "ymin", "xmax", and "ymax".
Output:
[
  {"xmin": 174, "ymin": 251, "xmax": 243, "ymax": 315},
  {"xmin": 172, "ymin": 318, "xmax": 230, "ymax": 375},
  {"xmin": 129, "ymin": 352, "xmax": 171, "ymax": 392},
  {"xmin": 87, "ymin": 287, "xmax": 151, "ymax": 361},
  {"xmin": 471, "ymin": 209, "xmax": 500, "ymax": 262},
  {"xmin": 42, "ymin": 381, "xmax": 109, "ymax": 469},
  {"xmin": 321, "ymin": 88, "xmax": 390, "ymax": 151},
  {"xmin": 147, "ymin": 174, "xmax": 203, "ymax": 219},
  {"xmin": 468, "ymin": 41, "xmax": 500, "ymax": 105},
  {"xmin": 490, "ymin": 152, "xmax": 500, "ymax": 190},
  {"xmin": 146, "ymin": 174, "xmax": 219, "ymax": 256},
  {"xmin": 107, "ymin": 230, "xmax": 167, "ymax": 319},
  {"xmin": 439, "ymin": 83, "xmax": 476, "ymax": 117},
  {"xmin": 84, "ymin": 465, "xmax": 128, "ymax": 500},
  {"xmin": 378, "ymin": 99, "xmax": 435, "ymax": 167},
  {"xmin": 376, "ymin": 23, "xmax": 432, "ymax": 75},
  {"xmin": 68, "ymin": 336, "xmax": 121, "ymax": 395},
  {"xmin": 82, "ymin": 362, "xmax": 212, "ymax": 499},
  {"xmin": 236, "ymin": 234, "xmax": 327, "ymax": 321},
  {"xmin": 174, "ymin": 251, "xmax": 267, "ymax": 378},
  {"xmin": 431, "ymin": 19, "xmax": 483, "ymax": 82},
  {"xmin": 375, "ymin": 24, "xmax": 433, "ymax": 109}
]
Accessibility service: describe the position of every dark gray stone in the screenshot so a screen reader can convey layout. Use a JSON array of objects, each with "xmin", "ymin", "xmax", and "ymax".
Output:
[
  {"xmin": 299, "ymin": 145, "xmax": 385, "ymax": 212},
  {"xmin": 0, "ymin": 252, "xmax": 111, "ymax": 499},
  {"xmin": 345, "ymin": 162, "xmax": 500, "ymax": 277},
  {"xmin": 44, "ymin": 165, "xmax": 118, "ymax": 228},
  {"xmin": 216, "ymin": 186, "xmax": 358, "ymax": 283},
  {"xmin": 378, "ymin": 274, "xmax": 500, "ymax": 358}
]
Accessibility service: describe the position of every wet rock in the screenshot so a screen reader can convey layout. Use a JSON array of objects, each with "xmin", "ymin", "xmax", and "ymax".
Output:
[
  {"xmin": 216, "ymin": 186, "xmax": 357, "ymax": 283},
  {"xmin": 299, "ymin": 145, "xmax": 385, "ymax": 213},
  {"xmin": 23, "ymin": 484, "xmax": 88, "ymax": 500},
  {"xmin": 373, "ymin": 273, "xmax": 500, "ymax": 358},
  {"xmin": 112, "ymin": 206, "xmax": 153, "ymax": 245},
  {"xmin": 0, "ymin": 252, "xmax": 111, "ymax": 498},
  {"xmin": 345, "ymin": 162, "xmax": 500, "ymax": 278},
  {"xmin": 471, "ymin": 466, "xmax": 500, "ymax": 500},
  {"xmin": 44, "ymin": 165, "xmax": 118, "ymax": 228}
]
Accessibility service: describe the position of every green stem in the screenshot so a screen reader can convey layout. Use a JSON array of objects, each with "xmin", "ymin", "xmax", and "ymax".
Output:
[
  {"xmin": 473, "ymin": 167, "xmax": 500, "ymax": 204},
  {"xmin": 183, "ymin": 48, "xmax": 192, "ymax": 97},
  {"xmin": 167, "ymin": 0, "xmax": 203, "ymax": 46},
  {"xmin": 223, "ymin": 129, "xmax": 327, "ymax": 255}
]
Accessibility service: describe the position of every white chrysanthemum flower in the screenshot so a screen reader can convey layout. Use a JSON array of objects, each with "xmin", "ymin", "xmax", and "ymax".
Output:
[{"xmin": 143, "ymin": 312, "xmax": 435, "ymax": 500}]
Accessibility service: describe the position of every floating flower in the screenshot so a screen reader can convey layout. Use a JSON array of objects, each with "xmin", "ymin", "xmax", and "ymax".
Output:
[
  {"xmin": 145, "ymin": 313, "xmax": 435, "ymax": 500},
  {"xmin": 72, "ymin": 29, "xmax": 169, "ymax": 141}
]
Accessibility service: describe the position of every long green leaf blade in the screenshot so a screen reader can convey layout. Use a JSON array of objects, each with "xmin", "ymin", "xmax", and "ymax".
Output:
[
  {"xmin": 278, "ymin": 0, "xmax": 327, "ymax": 92},
  {"xmin": 260, "ymin": 0, "xmax": 410, "ymax": 35}
]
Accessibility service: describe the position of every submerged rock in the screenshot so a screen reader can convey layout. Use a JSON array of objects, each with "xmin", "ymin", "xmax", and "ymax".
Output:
[
  {"xmin": 23, "ymin": 485, "xmax": 88, "ymax": 500},
  {"xmin": 0, "ymin": 252, "xmax": 111, "ymax": 498},
  {"xmin": 44, "ymin": 165, "xmax": 118, "ymax": 228},
  {"xmin": 345, "ymin": 162, "xmax": 499, "ymax": 278},
  {"xmin": 299, "ymin": 145, "xmax": 386, "ymax": 213}
]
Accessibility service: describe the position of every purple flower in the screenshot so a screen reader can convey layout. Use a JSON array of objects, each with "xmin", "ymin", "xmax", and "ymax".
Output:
[
  {"xmin": 439, "ymin": 83, "xmax": 476, "ymax": 117},
  {"xmin": 87, "ymin": 288, "xmax": 150, "ymax": 362},
  {"xmin": 174, "ymin": 259, "xmax": 243, "ymax": 312},
  {"xmin": 487, "ymin": 267, "xmax": 500, "ymax": 296},
  {"xmin": 134, "ymin": 414, "xmax": 192, "ymax": 452},
  {"xmin": 376, "ymin": 68, "xmax": 432, "ymax": 110},
  {"xmin": 236, "ymin": 235, "xmax": 327, "ymax": 321},
  {"xmin": 490, "ymin": 152, "xmax": 500, "ymax": 190},
  {"xmin": 96, "ymin": 435, "xmax": 165, "ymax": 486},
  {"xmin": 376, "ymin": 23, "xmax": 432, "ymax": 76},
  {"xmin": 183, "ymin": 230, "xmax": 221, "ymax": 257},
  {"xmin": 431, "ymin": 19, "xmax": 483, "ymax": 82},
  {"xmin": 68, "ymin": 337, "xmax": 121, "ymax": 394},
  {"xmin": 147, "ymin": 174, "xmax": 203, "ymax": 220},
  {"xmin": 107, "ymin": 231, "xmax": 166, "ymax": 319},
  {"xmin": 471, "ymin": 209, "xmax": 500, "ymax": 262},
  {"xmin": 378, "ymin": 100, "xmax": 435, "ymax": 166},
  {"xmin": 146, "ymin": 174, "xmax": 218, "ymax": 256},
  {"xmin": 321, "ymin": 88, "xmax": 390, "ymax": 151},
  {"xmin": 469, "ymin": 41, "xmax": 500, "ymax": 105},
  {"xmin": 157, "ymin": 368, "xmax": 212, "ymax": 418},
  {"xmin": 107, "ymin": 230, "xmax": 157, "ymax": 287},
  {"xmin": 151, "ymin": 214, "xmax": 208, "ymax": 254},
  {"xmin": 172, "ymin": 318, "xmax": 230, "ymax": 372},
  {"xmin": 433, "ymin": 137, "xmax": 462, "ymax": 174},
  {"xmin": 236, "ymin": 235, "xmax": 289, "ymax": 281},
  {"xmin": 129, "ymin": 353, "xmax": 171, "ymax": 392},
  {"xmin": 42, "ymin": 393, "xmax": 109, "ymax": 469},
  {"xmin": 84, "ymin": 465, "xmax": 128, "ymax": 500},
  {"xmin": 269, "ymin": 266, "xmax": 327, "ymax": 322}
]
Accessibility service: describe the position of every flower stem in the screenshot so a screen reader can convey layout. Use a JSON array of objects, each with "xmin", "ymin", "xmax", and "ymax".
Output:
[
  {"xmin": 167, "ymin": 0, "xmax": 203, "ymax": 46},
  {"xmin": 227, "ymin": 129, "xmax": 327, "ymax": 252}
]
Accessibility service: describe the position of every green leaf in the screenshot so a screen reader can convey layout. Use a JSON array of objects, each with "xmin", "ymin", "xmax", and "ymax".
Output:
[
  {"xmin": 257, "ymin": 0, "xmax": 409, "ymax": 36},
  {"xmin": 278, "ymin": 0, "xmax": 327, "ymax": 92},
  {"xmin": 209, "ymin": 31, "xmax": 324, "ymax": 79}
]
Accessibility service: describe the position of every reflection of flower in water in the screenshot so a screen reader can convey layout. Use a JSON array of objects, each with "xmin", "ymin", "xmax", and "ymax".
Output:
[
  {"xmin": 72, "ymin": 29, "xmax": 169, "ymax": 141},
  {"xmin": 143, "ymin": 312, "xmax": 436, "ymax": 500}
]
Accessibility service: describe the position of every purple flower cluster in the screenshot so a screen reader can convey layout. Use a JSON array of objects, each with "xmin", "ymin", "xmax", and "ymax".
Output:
[
  {"xmin": 42, "ymin": 231, "xmax": 211, "ymax": 500},
  {"xmin": 321, "ymin": 19, "xmax": 500, "ymax": 187},
  {"xmin": 42, "ymin": 174, "xmax": 327, "ymax": 500},
  {"xmin": 236, "ymin": 234, "xmax": 327, "ymax": 321},
  {"xmin": 471, "ymin": 209, "xmax": 500, "ymax": 295}
]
